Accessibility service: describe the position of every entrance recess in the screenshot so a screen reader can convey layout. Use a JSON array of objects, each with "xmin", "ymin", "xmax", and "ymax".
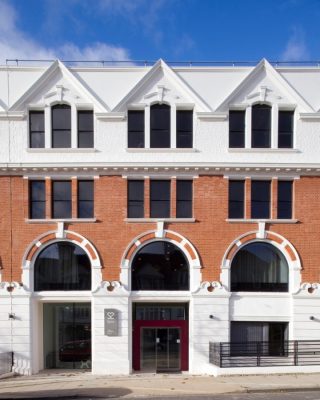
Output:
[{"xmin": 132, "ymin": 303, "xmax": 189, "ymax": 372}]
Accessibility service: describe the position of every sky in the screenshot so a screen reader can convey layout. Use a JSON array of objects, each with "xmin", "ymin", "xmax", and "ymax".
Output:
[{"xmin": 0, "ymin": 0, "xmax": 320, "ymax": 65}]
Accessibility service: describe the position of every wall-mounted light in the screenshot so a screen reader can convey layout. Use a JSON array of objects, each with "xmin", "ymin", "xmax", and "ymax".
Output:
[
  {"xmin": 8, "ymin": 313, "xmax": 15, "ymax": 320},
  {"xmin": 209, "ymin": 315, "xmax": 214, "ymax": 319},
  {"xmin": 310, "ymin": 316, "xmax": 315, "ymax": 320}
]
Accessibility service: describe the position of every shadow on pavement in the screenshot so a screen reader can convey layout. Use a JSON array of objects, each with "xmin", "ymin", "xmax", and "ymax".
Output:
[{"xmin": 0, "ymin": 386, "xmax": 132, "ymax": 399}]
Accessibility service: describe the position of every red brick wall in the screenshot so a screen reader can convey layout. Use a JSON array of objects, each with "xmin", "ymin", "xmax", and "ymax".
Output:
[{"xmin": 1, "ymin": 175, "xmax": 320, "ymax": 284}]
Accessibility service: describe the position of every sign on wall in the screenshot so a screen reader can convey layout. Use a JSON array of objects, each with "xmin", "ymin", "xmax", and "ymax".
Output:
[{"xmin": 104, "ymin": 309, "xmax": 120, "ymax": 336}]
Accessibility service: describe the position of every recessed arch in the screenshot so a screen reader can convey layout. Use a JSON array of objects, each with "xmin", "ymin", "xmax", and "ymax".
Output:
[{"xmin": 221, "ymin": 230, "xmax": 301, "ymax": 292}]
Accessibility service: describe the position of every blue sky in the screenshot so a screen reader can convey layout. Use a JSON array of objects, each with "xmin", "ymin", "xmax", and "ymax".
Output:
[{"xmin": 0, "ymin": 0, "xmax": 319, "ymax": 64}]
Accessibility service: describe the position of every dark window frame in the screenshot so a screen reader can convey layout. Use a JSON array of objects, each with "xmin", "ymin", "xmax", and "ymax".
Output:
[
  {"xmin": 128, "ymin": 110, "xmax": 145, "ymax": 148},
  {"xmin": 127, "ymin": 180, "xmax": 144, "ymax": 218},
  {"xmin": 251, "ymin": 104, "xmax": 271, "ymax": 148},
  {"xmin": 52, "ymin": 180, "xmax": 72, "ymax": 219},
  {"xmin": 228, "ymin": 180, "xmax": 245, "ymax": 219},
  {"xmin": 229, "ymin": 110, "xmax": 245, "ymax": 148},
  {"xmin": 29, "ymin": 110, "xmax": 45, "ymax": 148},
  {"xmin": 150, "ymin": 104, "xmax": 171, "ymax": 148},
  {"xmin": 150, "ymin": 180, "xmax": 171, "ymax": 218},
  {"xmin": 176, "ymin": 110, "xmax": 193, "ymax": 148},
  {"xmin": 277, "ymin": 180, "xmax": 293, "ymax": 219},
  {"xmin": 29, "ymin": 180, "xmax": 46, "ymax": 219},
  {"xmin": 176, "ymin": 180, "xmax": 193, "ymax": 218},
  {"xmin": 77, "ymin": 180, "xmax": 94, "ymax": 218},
  {"xmin": 51, "ymin": 104, "xmax": 71, "ymax": 148},
  {"xmin": 278, "ymin": 110, "xmax": 294, "ymax": 149},
  {"xmin": 77, "ymin": 110, "xmax": 94, "ymax": 148},
  {"xmin": 251, "ymin": 180, "xmax": 271, "ymax": 219}
]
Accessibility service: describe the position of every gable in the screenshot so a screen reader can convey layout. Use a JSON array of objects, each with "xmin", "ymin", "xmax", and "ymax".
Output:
[
  {"xmin": 113, "ymin": 59, "xmax": 211, "ymax": 112},
  {"xmin": 9, "ymin": 60, "xmax": 108, "ymax": 113},
  {"xmin": 216, "ymin": 59, "xmax": 314, "ymax": 113}
]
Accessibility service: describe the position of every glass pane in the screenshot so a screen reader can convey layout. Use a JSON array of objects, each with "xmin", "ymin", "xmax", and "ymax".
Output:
[
  {"xmin": 30, "ymin": 201, "xmax": 45, "ymax": 219},
  {"xmin": 128, "ymin": 110, "xmax": 144, "ymax": 132},
  {"xmin": 229, "ymin": 111, "xmax": 245, "ymax": 148},
  {"xmin": 229, "ymin": 181, "xmax": 244, "ymax": 219},
  {"xmin": 176, "ymin": 201, "xmax": 192, "ymax": 218},
  {"xmin": 177, "ymin": 132, "xmax": 193, "ymax": 148},
  {"xmin": 156, "ymin": 328, "xmax": 168, "ymax": 371},
  {"xmin": 177, "ymin": 180, "xmax": 192, "ymax": 201},
  {"xmin": 128, "ymin": 181, "xmax": 144, "ymax": 201},
  {"xmin": 141, "ymin": 328, "xmax": 156, "ymax": 372},
  {"xmin": 231, "ymin": 242, "xmax": 289, "ymax": 292},
  {"xmin": 150, "ymin": 129, "xmax": 170, "ymax": 148},
  {"xmin": 150, "ymin": 201, "xmax": 170, "ymax": 218},
  {"xmin": 177, "ymin": 111, "xmax": 192, "ymax": 148},
  {"xmin": 78, "ymin": 111, "xmax": 93, "ymax": 132},
  {"xmin": 128, "ymin": 130, "xmax": 144, "ymax": 148},
  {"xmin": 78, "ymin": 132, "xmax": 94, "ymax": 148},
  {"xmin": 278, "ymin": 181, "xmax": 292, "ymax": 219},
  {"xmin": 78, "ymin": 181, "xmax": 93, "ymax": 201},
  {"xmin": 150, "ymin": 181, "xmax": 170, "ymax": 201},
  {"xmin": 251, "ymin": 181, "xmax": 270, "ymax": 218},
  {"xmin": 53, "ymin": 181, "xmax": 71, "ymax": 201},
  {"xmin": 53, "ymin": 201, "xmax": 71, "ymax": 219},
  {"xmin": 52, "ymin": 130, "xmax": 71, "ymax": 148},
  {"xmin": 128, "ymin": 203, "xmax": 144, "ymax": 218},
  {"xmin": 30, "ymin": 132, "xmax": 45, "ymax": 148},
  {"xmin": 252, "ymin": 105, "xmax": 271, "ymax": 148},
  {"xmin": 151, "ymin": 104, "xmax": 170, "ymax": 130},
  {"xmin": 278, "ymin": 132, "xmax": 293, "ymax": 148},
  {"xmin": 30, "ymin": 111, "xmax": 44, "ymax": 131},
  {"xmin": 43, "ymin": 303, "xmax": 91, "ymax": 369},
  {"xmin": 30, "ymin": 181, "xmax": 46, "ymax": 201},
  {"xmin": 35, "ymin": 242, "xmax": 91, "ymax": 291},
  {"xmin": 52, "ymin": 105, "xmax": 71, "ymax": 129},
  {"xmin": 168, "ymin": 328, "xmax": 180, "ymax": 370},
  {"xmin": 78, "ymin": 201, "xmax": 93, "ymax": 218},
  {"xmin": 131, "ymin": 241, "xmax": 189, "ymax": 291}
]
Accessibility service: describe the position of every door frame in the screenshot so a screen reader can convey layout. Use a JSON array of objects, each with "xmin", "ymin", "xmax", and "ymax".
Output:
[{"xmin": 133, "ymin": 320, "xmax": 188, "ymax": 371}]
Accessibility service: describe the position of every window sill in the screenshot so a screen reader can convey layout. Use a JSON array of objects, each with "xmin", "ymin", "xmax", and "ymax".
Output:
[
  {"xmin": 125, "ymin": 218, "xmax": 196, "ymax": 223},
  {"xmin": 228, "ymin": 148, "xmax": 300, "ymax": 153},
  {"xmin": 126, "ymin": 148, "xmax": 198, "ymax": 153},
  {"xmin": 25, "ymin": 218, "xmax": 97, "ymax": 224},
  {"xmin": 26, "ymin": 148, "xmax": 98, "ymax": 153},
  {"xmin": 226, "ymin": 218, "xmax": 298, "ymax": 224}
]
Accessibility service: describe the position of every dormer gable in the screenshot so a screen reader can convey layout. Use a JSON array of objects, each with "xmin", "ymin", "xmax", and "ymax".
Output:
[
  {"xmin": 216, "ymin": 58, "xmax": 314, "ymax": 113},
  {"xmin": 113, "ymin": 59, "xmax": 211, "ymax": 112},
  {"xmin": 9, "ymin": 60, "xmax": 108, "ymax": 113}
]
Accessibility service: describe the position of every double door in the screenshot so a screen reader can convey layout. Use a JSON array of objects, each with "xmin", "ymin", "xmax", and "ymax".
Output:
[{"xmin": 142, "ymin": 327, "xmax": 180, "ymax": 372}]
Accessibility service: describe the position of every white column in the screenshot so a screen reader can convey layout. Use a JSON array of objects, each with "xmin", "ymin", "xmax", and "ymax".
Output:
[
  {"xmin": 71, "ymin": 104, "xmax": 77, "ymax": 148},
  {"xmin": 245, "ymin": 106, "xmax": 252, "ymax": 148},
  {"xmin": 44, "ymin": 105, "xmax": 51, "ymax": 148},
  {"xmin": 145, "ymin": 105, "xmax": 150, "ymax": 148},
  {"xmin": 171, "ymin": 104, "xmax": 176, "ymax": 148},
  {"xmin": 271, "ymin": 104, "xmax": 278, "ymax": 148}
]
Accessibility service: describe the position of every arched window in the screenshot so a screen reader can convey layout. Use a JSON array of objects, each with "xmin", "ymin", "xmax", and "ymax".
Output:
[
  {"xmin": 34, "ymin": 242, "xmax": 91, "ymax": 291},
  {"xmin": 131, "ymin": 241, "xmax": 189, "ymax": 291},
  {"xmin": 150, "ymin": 104, "xmax": 170, "ymax": 148},
  {"xmin": 231, "ymin": 242, "xmax": 288, "ymax": 292},
  {"xmin": 52, "ymin": 104, "xmax": 71, "ymax": 148},
  {"xmin": 252, "ymin": 104, "xmax": 271, "ymax": 148}
]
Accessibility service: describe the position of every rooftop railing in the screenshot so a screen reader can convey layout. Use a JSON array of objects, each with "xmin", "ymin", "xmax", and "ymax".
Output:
[
  {"xmin": 209, "ymin": 340, "xmax": 320, "ymax": 368},
  {"xmin": 5, "ymin": 59, "xmax": 320, "ymax": 68}
]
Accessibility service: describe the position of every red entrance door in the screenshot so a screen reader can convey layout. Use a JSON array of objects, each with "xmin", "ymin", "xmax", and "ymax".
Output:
[{"xmin": 133, "ymin": 320, "xmax": 188, "ymax": 371}]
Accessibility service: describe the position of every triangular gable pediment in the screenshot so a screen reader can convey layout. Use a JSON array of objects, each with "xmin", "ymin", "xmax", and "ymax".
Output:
[
  {"xmin": 216, "ymin": 59, "xmax": 313, "ymax": 113},
  {"xmin": 10, "ymin": 60, "xmax": 108, "ymax": 112},
  {"xmin": 113, "ymin": 59, "xmax": 211, "ymax": 112}
]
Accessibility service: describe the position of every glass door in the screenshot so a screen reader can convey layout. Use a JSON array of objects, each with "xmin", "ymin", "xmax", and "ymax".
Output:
[{"xmin": 141, "ymin": 328, "xmax": 181, "ymax": 372}]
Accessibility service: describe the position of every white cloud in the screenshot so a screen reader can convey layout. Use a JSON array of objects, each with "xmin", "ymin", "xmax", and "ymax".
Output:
[
  {"xmin": 0, "ymin": 0, "xmax": 131, "ymax": 65},
  {"xmin": 281, "ymin": 28, "xmax": 309, "ymax": 61}
]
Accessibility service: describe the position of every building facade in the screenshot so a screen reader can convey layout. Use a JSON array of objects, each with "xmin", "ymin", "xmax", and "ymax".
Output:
[{"xmin": 0, "ymin": 58, "xmax": 320, "ymax": 375}]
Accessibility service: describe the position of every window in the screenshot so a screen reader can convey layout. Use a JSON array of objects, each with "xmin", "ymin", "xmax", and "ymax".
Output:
[
  {"xmin": 177, "ymin": 110, "xmax": 193, "ymax": 148},
  {"xmin": 78, "ymin": 180, "xmax": 94, "ymax": 218},
  {"xmin": 150, "ymin": 104, "xmax": 170, "ymax": 148},
  {"xmin": 228, "ymin": 180, "xmax": 244, "ymax": 218},
  {"xmin": 52, "ymin": 181, "xmax": 72, "ymax": 219},
  {"xmin": 251, "ymin": 180, "xmax": 270, "ymax": 219},
  {"xmin": 278, "ymin": 181, "xmax": 292, "ymax": 219},
  {"xmin": 34, "ymin": 242, "xmax": 91, "ymax": 291},
  {"xmin": 231, "ymin": 242, "xmax": 289, "ymax": 292},
  {"xmin": 176, "ymin": 180, "xmax": 192, "ymax": 218},
  {"xmin": 229, "ymin": 110, "xmax": 245, "ymax": 148},
  {"xmin": 128, "ymin": 180, "xmax": 144, "ymax": 218},
  {"xmin": 150, "ymin": 180, "xmax": 170, "ymax": 218},
  {"xmin": 128, "ymin": 110, "xmax": 145, "ymax": 148},
  {"xmin": 231, "ymin": 322, "xmax": 288, "ymax": 356},
  {"xmin": 29, "ymin": 111, "xmax": 45, "ymax": 148},
  {"xmin": 78, "ymin": 110, "xmax": 93, "ymax": 148},
  {"xmin": 251, "ymin": 104, "xmax": 271, "ymax": 148},
  {"xmin": 278, "ymin": 110, "xmax": 294, "ymax": 148},
  {"xmin": 29, "ymin": 180, "xmax": 46, "ymax": 219},
  {"xmin": 52, "ymin": 104, "xmax": 71, "ymax": 148},
  {"xmin": 131, "ymin": 241, "xmax": 189, "ymax": 290}
]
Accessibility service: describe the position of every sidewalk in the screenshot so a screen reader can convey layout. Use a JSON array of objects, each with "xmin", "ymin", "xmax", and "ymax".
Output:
[{"xmin": 1, "ymin": 371, "xmax": 320, "ymax": 399}]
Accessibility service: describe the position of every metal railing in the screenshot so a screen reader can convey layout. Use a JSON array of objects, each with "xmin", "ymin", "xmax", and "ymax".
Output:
[
  {"xmin": 209, "ymin": 340, "xmax": 320, "ymax": 368},
  {"xmin": 5, "ymin": 59, "xmax": 320, "ymax": 68},
  {"xmin": 0, "ymin": 352, "xmax": 13, "ymax": 375}
]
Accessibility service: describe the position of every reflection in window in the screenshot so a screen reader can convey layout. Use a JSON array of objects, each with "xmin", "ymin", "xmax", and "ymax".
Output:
[
  {"xmin": 34, "ymin": 242, "xmax": 91, "ymax": 291},
  {"xmin": 231, "ymin": 242, "xmax": 288, "ymax": 292},
  {"xmin": 150, "ymin": 104, "xmax": 170, "ymax": 148},
  {"xmin": 131, "ymin": 241, "xmax": 189, "ymax": 290},
  {"xmin": 252, "ymin": 104, "xmax": 271, "ymax": 148},
  {"xmin": 52, "ymin": 104, "xmax": 71, "ymax": 148}
]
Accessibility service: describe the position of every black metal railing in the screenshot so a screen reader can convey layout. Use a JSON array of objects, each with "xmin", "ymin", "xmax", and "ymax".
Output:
[
  {"xmin": 209, "ymin": 341, "xmax": 320, "ymax": 368},
  {"xmin": 0, "ymin": 352, "xmax": 13, "ymax": 375}
]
